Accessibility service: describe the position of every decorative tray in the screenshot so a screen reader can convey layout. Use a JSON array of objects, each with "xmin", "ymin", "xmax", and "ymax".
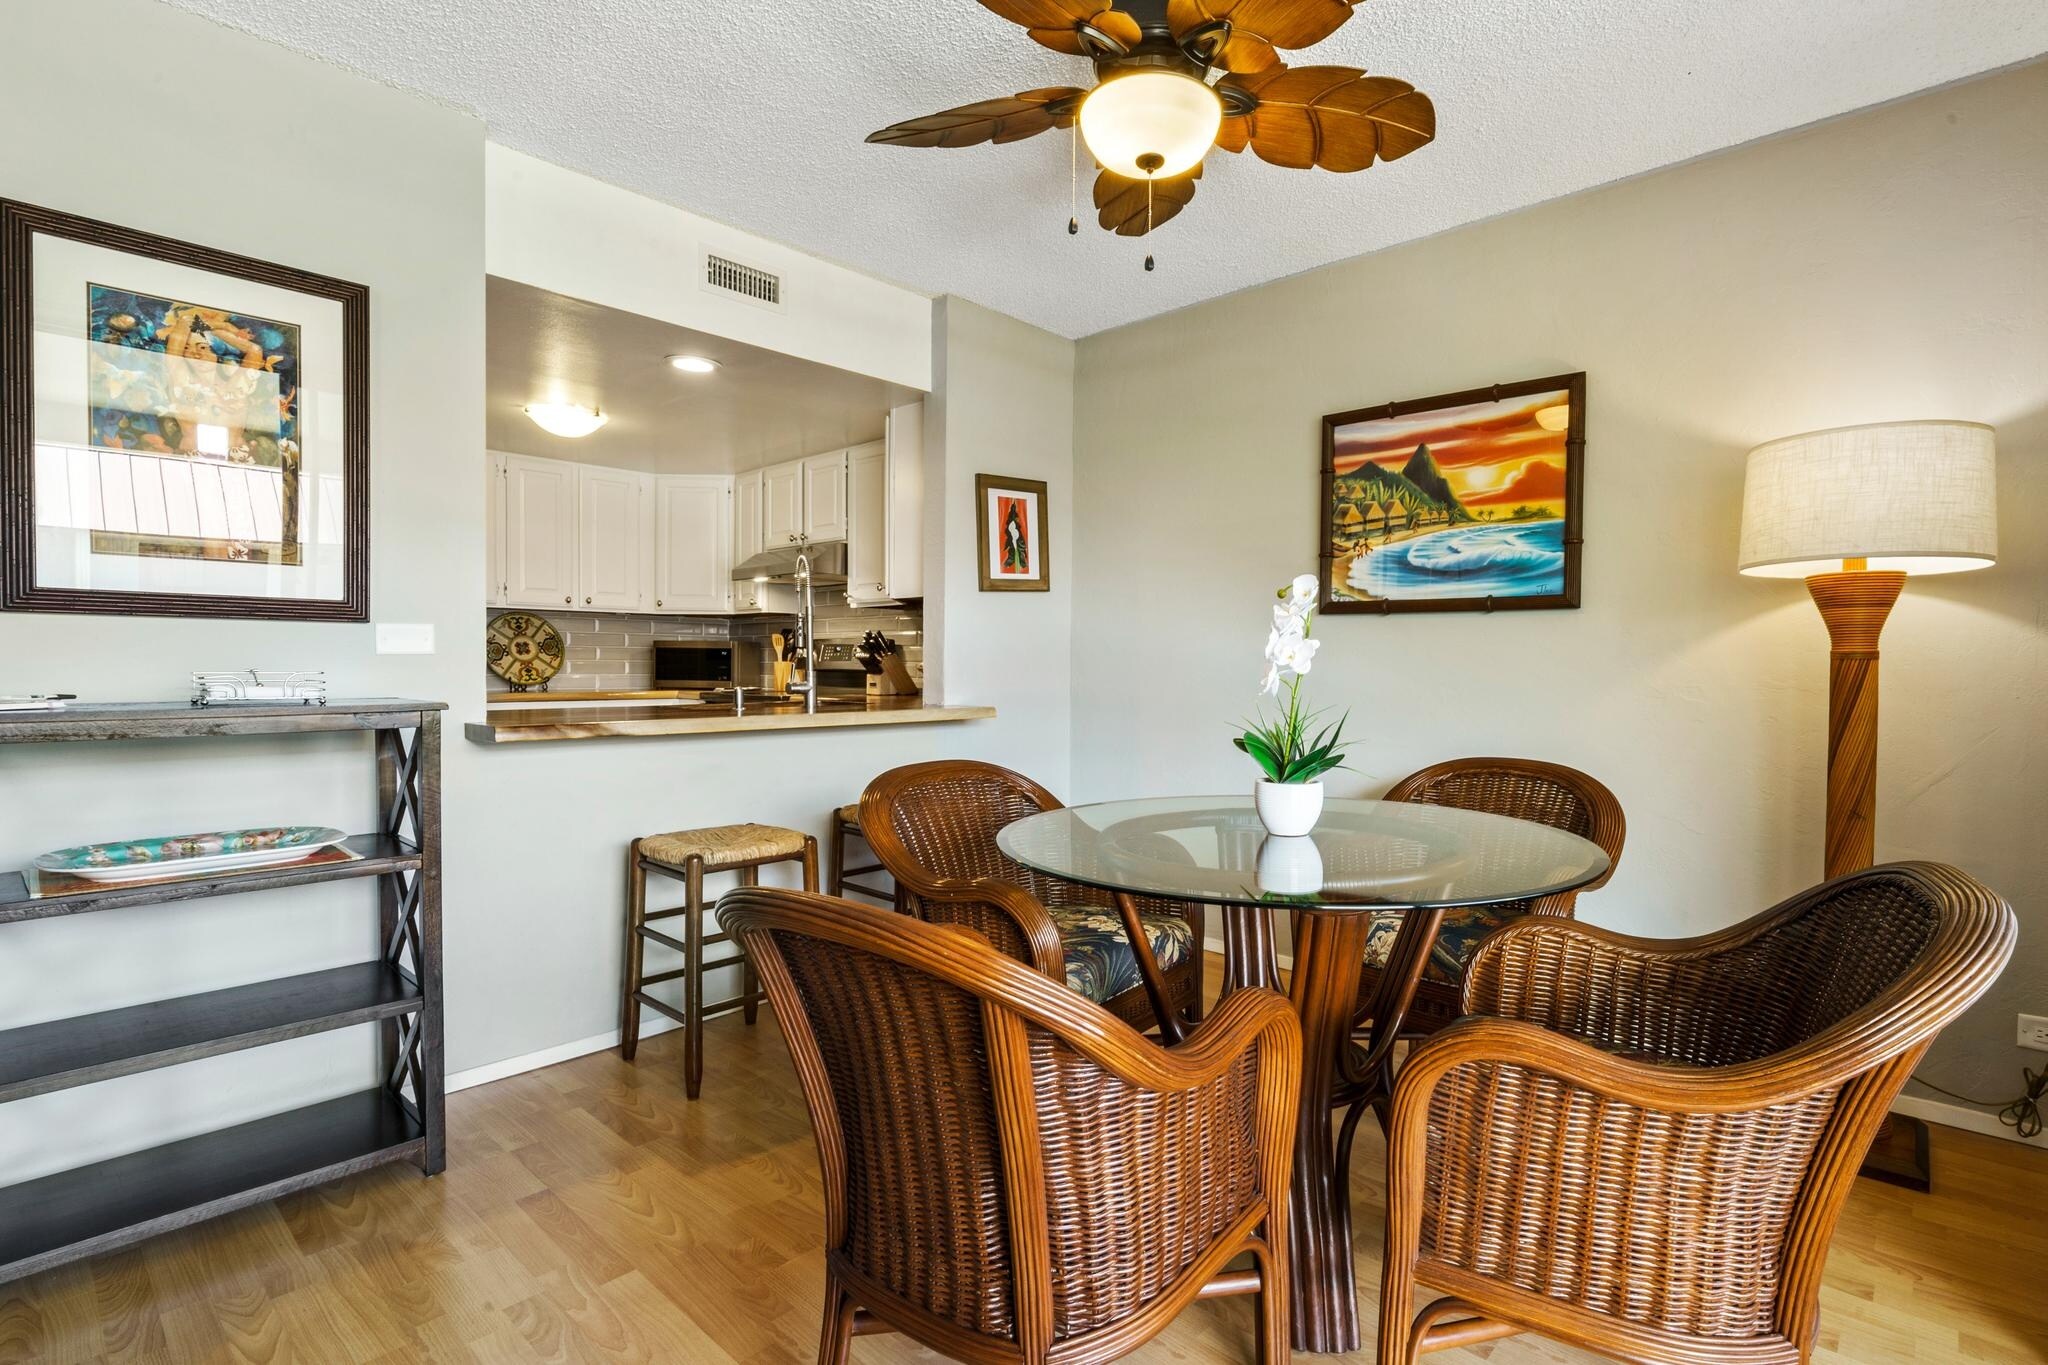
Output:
[{"xmin": 32, "ymin": 826, "xmax": 349, "ymax": 884}]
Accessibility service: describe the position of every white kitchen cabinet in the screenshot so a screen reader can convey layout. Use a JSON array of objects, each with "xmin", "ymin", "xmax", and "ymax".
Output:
[
  {"xmin": 486, "ymin": 452, "xmax": 508, "ymax": 606},
  {"xmin": 503, "ymin": 453, "xmax": 578, "ymax": 608},
  {"xmin": 884, "ymin": 401, "xmax": 924, "ymax": 600},
  {"xmin": 732, "ymin": 468, "xmax": 764, "ymax": 566},
  {"xmin": 652, "ymin": 475, "xmax": 731, "ymax": 613},
  {"xmin": 762, "ymin": 459, "xmax": 803, "ymax": 547},
  {"xmin": 576, "ymin": 465, "xmax": 649, "ymax": 611},
  {"xmin": 845, "ymin": 441, "xmax": 891, "ymax": 607},
  {"xmin": 802, "ymin": 449, "xmax": 849, "ymax": 542}
]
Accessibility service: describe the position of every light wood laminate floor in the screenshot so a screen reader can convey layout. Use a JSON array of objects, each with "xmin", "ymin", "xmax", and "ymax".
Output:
[{"xmin": 3, "ymin": 960, "xmax": 2044, "ymax": 1364}]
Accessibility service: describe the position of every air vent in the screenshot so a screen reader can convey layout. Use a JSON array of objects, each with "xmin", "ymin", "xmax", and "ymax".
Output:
[{"xmin": 704, "ymin": 252, "xmax": 781, "ymax": 307}]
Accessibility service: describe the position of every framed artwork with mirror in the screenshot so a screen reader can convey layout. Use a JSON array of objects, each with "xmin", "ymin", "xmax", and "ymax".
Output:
[{"xmin": 1, "ymin": 199, "xmax": 369, "ymax": 620}]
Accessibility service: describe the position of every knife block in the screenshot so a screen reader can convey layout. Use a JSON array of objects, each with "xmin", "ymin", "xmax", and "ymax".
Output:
[{"xmin": 867, "ymin": 654, "xmax": 920, "ymax": 697}]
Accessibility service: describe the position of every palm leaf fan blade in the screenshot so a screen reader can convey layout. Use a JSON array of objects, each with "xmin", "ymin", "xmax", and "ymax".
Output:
[{"xmin": 1093, "ymin": 164, "xmax": 1202, "ymax": 236}]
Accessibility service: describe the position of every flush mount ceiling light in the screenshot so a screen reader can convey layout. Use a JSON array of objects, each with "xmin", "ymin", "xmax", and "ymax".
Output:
[
  {"xmin": 865, "ymin": 0, "xmax": 1436, "ymax": 244},
  {"xmin": 1079, "ymin": 69, "xmax": 1220, "ymax": 181},
  {"xmin": 523, "ymin": 401, "xmax": 608, "ymax": 438},
  {"xmin": 668, "ymin": 354, "xmax": 720, "ymax": 374}
]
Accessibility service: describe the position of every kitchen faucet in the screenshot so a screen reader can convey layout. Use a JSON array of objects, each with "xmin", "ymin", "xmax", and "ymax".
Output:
[{"xmin": 787, "ymin": 543, "xmax": 820, "ymax": 714}]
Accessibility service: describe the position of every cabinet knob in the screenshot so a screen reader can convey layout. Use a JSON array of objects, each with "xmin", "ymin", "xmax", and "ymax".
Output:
[
  {"xmin": 564, "ymin": 595, "xmax": 571, "ymax": 604},
  {"xmin": 585, "ymin": 596, "xmax": 593, "ymax": 605}
]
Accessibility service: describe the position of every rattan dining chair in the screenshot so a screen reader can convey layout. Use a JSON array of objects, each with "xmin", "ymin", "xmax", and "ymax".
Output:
[
  {"xmin": 1358, "ymin": 757, "xmax": 1625, "ymax": 1038},
  {"xmin": 860, "ymin": 760, "xmax": 1204, "ymax": 1034},
  {"xmin": 718, "ymin": 887, "xmax": 1302, "ymax": 1365},
  {"xmin": 1377, "ymin": 862, "xmax": 2016, "ymax": 1365}
]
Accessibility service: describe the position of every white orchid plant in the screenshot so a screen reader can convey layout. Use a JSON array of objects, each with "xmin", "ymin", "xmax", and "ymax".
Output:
[{"xmin": 1236, "ymin": 574, "xmax": 1348, "ymax": 785}]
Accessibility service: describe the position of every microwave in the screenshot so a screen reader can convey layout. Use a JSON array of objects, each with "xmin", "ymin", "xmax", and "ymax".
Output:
[{"xmin": 653, "ymin": 640, "xmax": 757, "ymax": 690}]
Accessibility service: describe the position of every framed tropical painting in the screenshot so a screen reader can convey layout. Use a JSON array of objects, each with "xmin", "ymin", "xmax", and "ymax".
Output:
[
  {"xmin": 1, "ymin": 199, "xmax": 369, "ymax": 620},
  {"xmin": 975, "ymin": 473, "xmax": 1049, "ymax": 592},
  {"xmin": 1319, "ymin": 372, "xmax": 1585, "ymax": 614}
]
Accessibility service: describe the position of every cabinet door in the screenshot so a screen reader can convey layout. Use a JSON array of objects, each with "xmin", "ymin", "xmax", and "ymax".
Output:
[
  {"xmin": 884, "ymin": 401, "xmax": 925, "ymax": 600},
  {"xmin": 732, "ymin": 468, "xmax": 764, "ymax": 566},
  {"xmin": 504, "ymin": 454, "xmax": 578, "ymax": 608},
  {"xmin": 576, "ymin": 465, "xmax": 648, "ymax": 611},
  {"xmin": 485, "ymin": 452, "xmax": 508, "ymax": 606},
  {"xmin": 762, "ymin": 460, "xmax": 803, "ymax": 547},
  {"xmin": 654, "ymin": 475, "xmax": 732, "ymax": 613},
  {"xmin": 802, "ymin": 449, "xmax": 849, "ymax": 542},
  {"xmin": 844, "ymin": 442, "xmax": 891, "ymax": 606}
]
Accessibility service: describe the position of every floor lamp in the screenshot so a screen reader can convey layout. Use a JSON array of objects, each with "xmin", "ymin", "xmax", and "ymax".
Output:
[{"xmin": 1738, "ymin": 420, "xmax": 1999, "ymax": 1189}]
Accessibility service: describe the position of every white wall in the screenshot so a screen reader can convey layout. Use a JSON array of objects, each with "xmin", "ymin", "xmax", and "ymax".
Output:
[
  {"xmin": 0, "ymin": 0, "xmax": 486, "ymax": 1181},
  {"xmin": 1071, "ymin": 64, "xmax": 2048, "ymax": 1103},
  {"xmin": 486, "ymin": 146, "xmax": 931, "ymax": 392},
  {"xmin": 0, "ymin": 4, "xmax": 1070, "ymax": 1186}
]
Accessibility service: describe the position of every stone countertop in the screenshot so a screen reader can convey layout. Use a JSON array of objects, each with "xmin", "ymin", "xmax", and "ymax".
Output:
[{"xmin": 464, "ymin": 696, "xmax": 994, "ymax": 744}]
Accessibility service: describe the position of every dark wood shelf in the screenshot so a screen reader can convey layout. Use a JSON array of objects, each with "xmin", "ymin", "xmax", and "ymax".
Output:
[
  {"xmin": 0, "ymin": 1089, "xmax": 423, "ymax": 1282},
  {"xmin": 0, "ymin": 962, "xmax": 422, "ymax": 1104},
  {"xmin": 0, "ymin": 698, "xmax": 445, "ymax": 745},
  {"xmin": 0, "ymin": 833, "xmax": 420, "ymax": 924}
]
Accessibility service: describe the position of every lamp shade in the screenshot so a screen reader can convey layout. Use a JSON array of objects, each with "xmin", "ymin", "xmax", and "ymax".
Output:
[{"xmin": 1737, "ymin": 420, "xmax": 1997, "ymax": 577}]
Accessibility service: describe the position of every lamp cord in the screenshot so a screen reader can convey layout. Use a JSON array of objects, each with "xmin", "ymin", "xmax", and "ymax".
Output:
[
  {"xmin": 1906, "ymin": 1067, "xmax": 2045, "ymax": 1139},
  {"xmin": 1068, "ymin": 125, "xmax": 1078, "ymax": 236}
]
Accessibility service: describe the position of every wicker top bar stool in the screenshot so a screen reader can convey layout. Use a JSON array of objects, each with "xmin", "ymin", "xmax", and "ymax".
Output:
[
  {"xmin": 828, "ymin": 802, "xmax": 896, "ymax": 907},
  {"xmin": 621, "ymin": 822, "xmax": 818, "ymax": 1099}
]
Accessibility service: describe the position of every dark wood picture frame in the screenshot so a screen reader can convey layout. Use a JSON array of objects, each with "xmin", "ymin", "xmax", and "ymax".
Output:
[
  {"xmin": 1319, "ymin": 371, "xmax": 1585, "ymax": 615},
  {"xmin": 1, "ymin": 198, "xmax": 370, "ymax": 621},
  {"xmin": 974, "ymin": 473, "xmax": 1050, "ymax": 593}
]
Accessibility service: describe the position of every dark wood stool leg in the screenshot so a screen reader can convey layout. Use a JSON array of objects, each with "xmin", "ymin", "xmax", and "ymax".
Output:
[
  {"xmin": 737, "ymin": 864, "xmax": 761, "ymax": 1026},
  {"xmin": 683, "ymin": 854, "xmax": 705, "ymax": 1100},
  {"xmin": 620, "ymin": 841, "xmax": 646, "ymax": 1060},
  {"xmin": 828, "ymin": 818, "xmax": 846, "ymax": 896},
  {"xmin": 802, "ymin": 836, "xmax": 820, "ymax": 893}
]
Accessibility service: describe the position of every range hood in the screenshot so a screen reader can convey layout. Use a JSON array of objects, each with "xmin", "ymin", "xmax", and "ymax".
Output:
[{"xmin": 730, "ymin": 540, "xmax": 848, "ymax": 585}]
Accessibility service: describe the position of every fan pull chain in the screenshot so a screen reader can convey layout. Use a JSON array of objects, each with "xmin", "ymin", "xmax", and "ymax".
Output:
[
  {"xmin": 1144, "ymin": 178, "xmax": 1155, "ymax": 271},
  {"xmin": 1067, "ymin": 126, "xmax": 1078, "ymax": 235}
]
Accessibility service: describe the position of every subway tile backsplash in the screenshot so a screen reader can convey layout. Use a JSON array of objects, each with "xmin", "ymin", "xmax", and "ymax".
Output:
[{"xmin": 483, "ymin": 590, "xmax": 921, "ymax": 693}]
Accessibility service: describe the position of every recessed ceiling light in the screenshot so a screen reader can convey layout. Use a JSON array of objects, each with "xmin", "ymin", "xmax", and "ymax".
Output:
[
  {"xmin": 523, "ymin": 402, "xmax": 608, "ymax": 438},
  {"xmin": 668, "ymin": 354, "xmax": 720, "ymax": 374}
]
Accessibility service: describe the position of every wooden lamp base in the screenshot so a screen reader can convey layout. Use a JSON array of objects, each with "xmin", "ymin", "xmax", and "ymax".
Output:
[{"xmin": 1806, "ymin": 567, "xmax": 1930, "ymax": 1191}]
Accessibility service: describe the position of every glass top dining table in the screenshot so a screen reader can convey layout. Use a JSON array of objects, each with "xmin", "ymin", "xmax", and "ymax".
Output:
[{"xmin": 998, "ymin": 795, "xmax": 1612, "ymax": 1354}]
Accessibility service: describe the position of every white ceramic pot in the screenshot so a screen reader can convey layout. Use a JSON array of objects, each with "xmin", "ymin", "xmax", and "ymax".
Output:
[
  {"xmin": 1254, "ymin": 779, "xmax": 1324, "ymax": 838},
  {"xmin": 1256, "ymin": 835, "xmax": 1325, "ymax": 896}
]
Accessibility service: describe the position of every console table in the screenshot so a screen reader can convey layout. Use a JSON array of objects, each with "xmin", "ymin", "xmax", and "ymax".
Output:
[{"xmin": 0, "ymin": 699, "xmax": 445, "ymax": 1282}]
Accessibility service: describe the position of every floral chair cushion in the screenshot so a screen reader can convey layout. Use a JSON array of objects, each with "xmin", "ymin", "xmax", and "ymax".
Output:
[
  {"xmin": 1362, "ymin": 906, "xmax": 1518, "ymax": 984},
  {"xmin": 1049, "ymin": 905, "xmax": 1196, "ymax": 1005}
]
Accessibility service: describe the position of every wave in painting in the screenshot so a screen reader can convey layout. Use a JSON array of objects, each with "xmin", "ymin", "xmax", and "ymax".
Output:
[{"xmin": 1348, "ymin": 519, "xmax": 1564, "ymax": 599}]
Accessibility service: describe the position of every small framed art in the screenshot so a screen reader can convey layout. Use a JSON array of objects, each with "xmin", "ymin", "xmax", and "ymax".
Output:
[
  {"xmin": 976, "ymin": 473, "xmax": 1049, "ymax": 592},
  {"xmin": 1, "ymin": 199, "xmax": 370, "ymax": 620}
]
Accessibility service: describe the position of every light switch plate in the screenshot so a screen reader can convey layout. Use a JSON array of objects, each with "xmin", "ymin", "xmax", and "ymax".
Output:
[{"xmin": 375, "ymin": 623, "xmax": 435, "ymax": 655}]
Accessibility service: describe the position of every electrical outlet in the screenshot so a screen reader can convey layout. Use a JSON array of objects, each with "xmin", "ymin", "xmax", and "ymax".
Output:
[{"xmin": 2019, "ymin": 1014, "xmax": 2048, "ymax": 1053}]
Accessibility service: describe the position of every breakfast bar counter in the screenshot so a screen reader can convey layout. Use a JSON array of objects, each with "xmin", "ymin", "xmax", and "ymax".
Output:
[{"xmin": 464, "ymin": 696, "xmax": 994, "ymax": 744}]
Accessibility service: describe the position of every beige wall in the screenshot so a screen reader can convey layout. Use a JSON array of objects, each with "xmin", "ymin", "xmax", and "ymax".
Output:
[
  {"xmin": 0, "ymin": 4, "xmax": 1075, "ymax": 1185},
  {"xmin": 1072, "ymin": 63, "xmax": 2048, "ymax": 1106},
  {"xmin": 0, "ymin": 0, "xmax": 487, "ymax": 1180}
]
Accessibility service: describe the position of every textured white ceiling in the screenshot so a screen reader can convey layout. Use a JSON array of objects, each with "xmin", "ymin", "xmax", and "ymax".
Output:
[{"xmin": 162, "ymin": 0, "xmax": 2048, "ymax": 339}]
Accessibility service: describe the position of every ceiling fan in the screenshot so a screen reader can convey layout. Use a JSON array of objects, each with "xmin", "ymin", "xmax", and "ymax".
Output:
[{"xmin": 866, "ymin": 0, "xmax": 1436, "ymax": 249}]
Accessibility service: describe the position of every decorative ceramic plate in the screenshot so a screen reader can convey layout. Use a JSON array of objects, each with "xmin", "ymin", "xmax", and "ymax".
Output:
[
  {"xmin": 33, "ymin": 826, "xmax": 349, "ymax": 883},
  {"xmin": 487, "ymin": 611, "xmax": 565, "ymax": 691}
]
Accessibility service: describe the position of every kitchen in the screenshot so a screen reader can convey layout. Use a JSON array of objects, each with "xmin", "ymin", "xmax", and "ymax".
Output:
[{"xmin": 472, "ymin": 276, "xmax": 994, "ymax": 743}]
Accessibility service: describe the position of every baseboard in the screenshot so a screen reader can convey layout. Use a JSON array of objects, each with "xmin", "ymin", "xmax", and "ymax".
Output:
[
  {"xmin": 447, "ymin": 1016, "xmax": 681, "ymax": 1094},
  {"xmin": 1892, "ymin": 1091, "xmax": 2047, "ymax": 1150}
]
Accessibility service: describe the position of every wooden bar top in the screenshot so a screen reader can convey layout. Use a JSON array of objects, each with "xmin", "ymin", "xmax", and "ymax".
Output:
[{"xmin": 464, "ymin": 696, "xmax": 993, "ymax": 744}]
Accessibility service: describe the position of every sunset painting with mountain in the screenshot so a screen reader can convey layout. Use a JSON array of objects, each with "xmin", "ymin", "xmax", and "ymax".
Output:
[{"xmin": 1320, "ymin": 375, "xmax": 1584, "ymax": 612}]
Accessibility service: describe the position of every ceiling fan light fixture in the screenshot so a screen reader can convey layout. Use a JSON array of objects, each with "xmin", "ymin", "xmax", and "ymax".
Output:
[
  {"xmin": 1079, "ymin": 70, "xmax": 1221, "ymax": 181},
  {"xmin": 523, "ymin": 401, "xmax": 608, "ymax": 438}
]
